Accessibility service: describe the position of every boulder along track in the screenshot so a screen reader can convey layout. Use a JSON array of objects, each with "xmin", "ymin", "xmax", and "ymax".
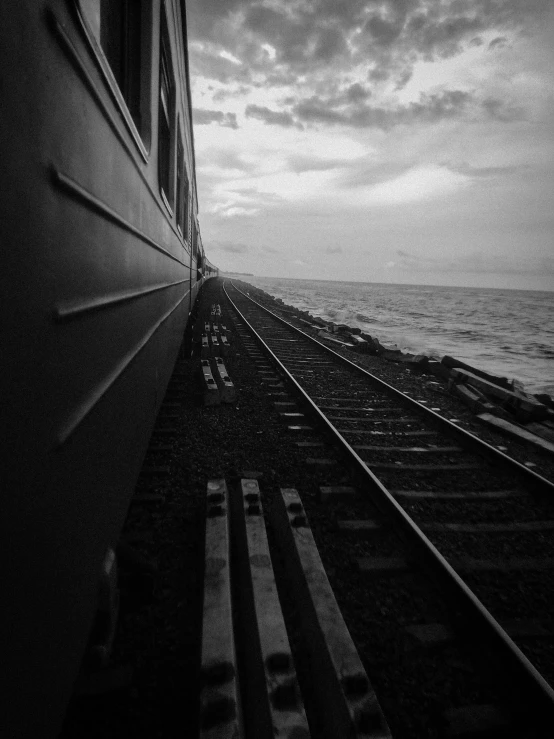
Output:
[{"xmin": 223, "ymin": 279, "xmax": 554, "ymax": 737}]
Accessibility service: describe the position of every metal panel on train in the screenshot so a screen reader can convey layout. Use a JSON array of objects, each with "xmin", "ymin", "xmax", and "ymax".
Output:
[{"xmin": 0, "ymin": 2, "xmax": 215, "ymax": 736}]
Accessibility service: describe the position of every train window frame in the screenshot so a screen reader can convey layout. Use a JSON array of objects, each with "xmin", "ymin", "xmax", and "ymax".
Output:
[
  {"xmin": 158, "ymin": 7, "xmax": 175, "ymax": 213},
  {"xmin": 175, "ymin": 124, "xmax": 186, "ymax": 242},
  {"xmin": 191, "ymin": 219, "xmax": 198, "ymax": 260},
  {"xmin": 183, "ymin": 176, "xmax": 190, "ymax": 244},
  {"xmin": 75, "ymin": 0, "xmax": 152, "ymax": 158},
  {"xmin": 175, "ymin": 127, "xmax": 190, "ymax": 249}
]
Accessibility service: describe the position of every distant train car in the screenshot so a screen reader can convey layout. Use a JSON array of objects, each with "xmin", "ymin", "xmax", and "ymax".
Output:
[
  {"xmin": 205, "ymin": 257, "xmax": 219, "ymax": 278},
  {"xmin": 0, "ymin": 2, "xmax": 213, "ymax": 736}
]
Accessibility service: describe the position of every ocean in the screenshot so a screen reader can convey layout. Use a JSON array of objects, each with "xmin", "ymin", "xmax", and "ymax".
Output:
[{"xmin": 229, "ymin": 276, "xmax": 554, "ymax": 396}]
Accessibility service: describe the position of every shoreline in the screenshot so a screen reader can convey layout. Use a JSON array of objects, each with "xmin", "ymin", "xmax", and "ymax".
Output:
[
  {"xmin": 229, "ymin": 274, "xmax": 553, "ymax": 396},
  {"xmin": 221, "ymin": 273, "xmax": 554, "ymax": 293}
]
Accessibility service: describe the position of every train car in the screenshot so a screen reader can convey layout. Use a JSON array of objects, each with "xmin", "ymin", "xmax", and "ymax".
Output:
[
  {"xmin": 0, "ymin": 2, "xmax": 214, "ymax": 736},
  {"xmin": 205, "ymin": 258, "xmax": 219, "ymax": 279},
  {"xmin": 204, "ymin": 254, "xmax": 219, "ymax": 278}
]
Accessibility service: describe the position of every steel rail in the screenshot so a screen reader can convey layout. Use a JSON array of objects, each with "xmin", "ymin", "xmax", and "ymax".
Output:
[
  {"xmin": 228, "ymin": 282, "xmax": 554, "ymax": 497},
  {"xmin": 224, "ymin": 280, "xmax": 554, "ymax": 723}
]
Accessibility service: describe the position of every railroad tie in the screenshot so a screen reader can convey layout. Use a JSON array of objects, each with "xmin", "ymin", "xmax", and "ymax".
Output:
[
  {"xmin": 212, "ymin": 358, "xmax": 236, "ymax": 403},
  {"xmin": 336, "ymin": 422, "xmax": 419, "ymax": 432},
  {"xmin": 370, "ymin": 462, "xmax": 481, "ymax": 472},
  {"xmin": 319, "ymin": 485, "xmax": 358, "ymax": 502},
  {"xmin": 356, "ymin": 557, "xmax": 410, "ymax": 575},
  {"xmin": 337, "ymin": 519, "xmax": 382, "ymax": 533},
  {"xmin": 351, "ymin": 445, "xmax": 462, "ymax": 453},
  {"xmin": 421, "ymin": 520, "xmax": 554, "ymax": 533},
  {"xmin": 326, "ymin": 411, "xmax": 403, "ymax": 419},
  {"xmin": 199, "ymin": 480, "xmax": 240, "ymax": 739},
  {"xmin": 201, "ymin": 334, "xmax": 210, "ymax": 359},
  {"xmin": 391, "ymin": 489, "xmax": 524, "ymax": 500},
  {"xmin": 273, "ymin": 488, "xmax": 393, "ymax": 739},
  {"xmin": 200, "ymin": 359, "xmax": 220, "ymax": 406},
  {"xmin": 235, "ymin": 479, "xmax": 309, "ymax": 737},
  {"xmin": 451, "ymin": 557, "xmax": 554, "ymax": 573}
]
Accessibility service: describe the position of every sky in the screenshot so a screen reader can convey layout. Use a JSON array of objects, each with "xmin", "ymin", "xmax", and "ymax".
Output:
[{"xmin": 186, "ymin": 0, "xmax": 554, "ymax": 290}]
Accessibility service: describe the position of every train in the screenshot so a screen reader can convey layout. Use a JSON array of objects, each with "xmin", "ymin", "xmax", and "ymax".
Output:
[{"xmin": 0, "ymin": 2, "xmax": 215, "ymax": 736}]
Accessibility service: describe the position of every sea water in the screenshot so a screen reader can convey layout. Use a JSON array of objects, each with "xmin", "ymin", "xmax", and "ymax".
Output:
[{"xmin": 231, "ymin": 276, "xmax": 554, "ymax": 395}]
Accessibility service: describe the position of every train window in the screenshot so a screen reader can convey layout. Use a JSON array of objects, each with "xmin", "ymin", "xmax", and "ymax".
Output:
[
  {"xmin": 192, "ymin": 221, "xmax": 198, "ymax": 258},
  {"xmin": 184, "ymin": 185, "xmax": 190, "ymax": 241},
  {"xmin": 78, "ymin": 1, "xmax": 148, "ymax": 138},
  {"xmin": 176, "ymin": 145, "xmax": 190, "ymax": 242},
  {"xmin": 176, "ymin": 131, "xmax": 186, "ymax": 237},
  {"xmin": 158, "ymin": 12, "xmax": 175, "ymax": 208}
]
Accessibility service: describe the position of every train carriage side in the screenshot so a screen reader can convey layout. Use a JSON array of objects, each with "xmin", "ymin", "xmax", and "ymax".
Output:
[{"xmin": 0, "ymin": 2, "xmax": 210, "ymax": 736}]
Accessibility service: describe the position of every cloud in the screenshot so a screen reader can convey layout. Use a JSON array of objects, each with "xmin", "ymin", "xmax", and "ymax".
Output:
[
  {"xmin": 217, "ymin": 206, "xmax": 258, "ymax": 218},
  {"xmin": 245, "ymin": 104, "xmax": 304, "ymax": 129},
  {"xmin": 481, "ymin": 97, "xmax": 525, "ymax": 122},
  {"xmin": 242, "ymin": 5, "xmax": 347, "ymax": 67},
  {"xmin": 394, "ymin": 248, "xmax": 554, "ymax": 276},
  {"xmin": 488, "ymin": 36, "xmax": 508, "ymax": 50},
  {"xmin": 325, "ymin": 246, "xmax": 343, "ymax": 254},
  {"xmin": 445, "ymin": 162, "xmax": 527, "ymax": 178},
  {"xmin": 290, "ymin": 88, "xmax": 517, "ymax": 130},
  {"xmin": 209, "ymin": 200, "xmax": 259, "ymax": 218},
  {"xmin": 212, "ymin": 85, "xmax": 252, "ymax": 102},
  {"xmin": 204, "ymin": 149, "xmax": 254, "ymax": 172},
  {"xmin": 346, "ymin": 82, "xmax": 372, "ymax": 102},
  {"xmin": 189, "ymin": 0, "xmax": 551, "ymax": 90},
  {"xmin": 193, "ymin": 108, "xmax": 239, "ymax": 129},
  {"xmin": 365, "ymin": 14, "xmax": 404, "ymax": 48},
  {"xmin": 211, "ymin": 241, "xmax": 249, "ymax": 253},
  {"xmin": 189, "ymin": 0, "xmax": 545, "ymax": 143},
  {"xmin": 287, "ymin": 155, "xmax": 349, "ymax": 174},
  {"xmin": 361, "ymin": 165, "xmax": 471, "ymax": 204},
  {"xmin": 394, "ymin": 69, "xmax": 413, "ymax": 90},
  {"xmin": 189, "ymin": 42, "xmax": 252, "ymax": 85},
  {"xmin": 187, "ymin": 1, "xmax": 554, "ymax": 291}
]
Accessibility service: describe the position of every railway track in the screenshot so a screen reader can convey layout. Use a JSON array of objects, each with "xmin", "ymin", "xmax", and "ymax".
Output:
[{"xmin": 221, "ymin": 279, "xmax": 554, "ymax": 736}]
